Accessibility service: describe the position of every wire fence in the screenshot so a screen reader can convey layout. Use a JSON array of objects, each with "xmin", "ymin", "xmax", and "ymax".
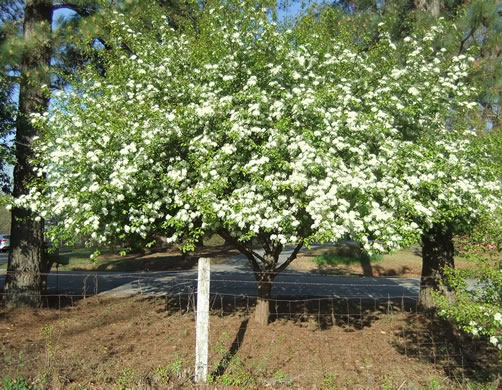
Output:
[{"xmin": 1, "ymin": 270, "xmax": 501, "ymax": 388}]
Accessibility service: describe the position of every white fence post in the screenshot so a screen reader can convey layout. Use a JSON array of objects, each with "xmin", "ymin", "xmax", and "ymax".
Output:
[{"xmin": 195, "ymin": 257, "xmax": 210, "ymax": 383}]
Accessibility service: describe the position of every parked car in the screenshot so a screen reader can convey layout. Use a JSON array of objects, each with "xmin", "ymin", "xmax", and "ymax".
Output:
[{"xmin": 0, "ymin": 234, "xmax": 10, "ymax": 252}]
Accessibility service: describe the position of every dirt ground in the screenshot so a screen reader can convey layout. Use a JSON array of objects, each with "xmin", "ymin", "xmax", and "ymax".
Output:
[
  {"xmin": 2, "ymin": 244, "xmax": 499, "ymax": 389},
  {"xmin": 60, "ymin": 243, "xmax": 466, "ymax": 278},
  {"xmin": 1, "ymin": 296, "xmax": 500, "ymax": 389},
  {"xmin": 61, "ymin": 246, "xmax": 240, "ymax": 272},
  {"xmin": 289, "ymin": 245, "xmax": 474, "ymax": 278}
]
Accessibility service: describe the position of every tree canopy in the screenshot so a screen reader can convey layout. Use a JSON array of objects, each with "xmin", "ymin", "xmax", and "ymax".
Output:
[{"xmin": 16, "ymin": 0, "xmax": 502, "ymax": 322}]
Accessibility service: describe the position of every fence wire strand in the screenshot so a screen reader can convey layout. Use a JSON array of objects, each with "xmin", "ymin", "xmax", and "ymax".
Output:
[{"xmin": 1, "ymin": 269, "xmax": 501, "ymax": 388}]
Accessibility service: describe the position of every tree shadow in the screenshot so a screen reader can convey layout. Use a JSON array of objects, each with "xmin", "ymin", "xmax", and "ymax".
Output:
[
  {"xmin": 372, "ymin": 265, "xmax": 412, "ymax": 277},
  {"xmin": 412, "ymin": 246, "xmax": 422, "ymax": 257},
  {"xmin": 161, "ymin": 293, "xmax": 419, "ymax": 332},
  {"xmin": 310, "ymin": 264, "xmax": 412, "ymax": 277},
  {"xmin": 392, "ymin": 313, "xmax": 502, "ymax": 384},
  {"xmin": 64, "ymin": 246, "xmax": 239, "ymax": 272},
  {"xmin": 309, "ymin": 267, "xmax": 360, "ymax": 276},
  {"xmin": 88, "ymin": 255, "xmax": 196, "ymax": 273},
  {"xmin": 305, "ymin": 242, "xmax": 387, "ymax": 277},
  {"xmin": 43, "ymin": 294, "xmax": 85, "ymax": 309},
  {"xmin": 0, "ymin": 292, "xmax": 85, "ymax": 324},
  {"xmin": 211, "ymin": 318, "xmax": 249, "ymax": 380}
]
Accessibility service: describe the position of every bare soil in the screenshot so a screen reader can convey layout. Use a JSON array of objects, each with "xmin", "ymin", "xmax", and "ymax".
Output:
[
  {"xmin": 2, "ymin": 244, "xmax": 499, "ymax": 388},
  {"xmin": 1, "ymin": 296, "xmax": 500, "ymax": 389}
]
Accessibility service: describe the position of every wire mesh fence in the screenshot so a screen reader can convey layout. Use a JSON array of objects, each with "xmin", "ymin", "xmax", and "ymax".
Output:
[{"xmin": 1, "ymin": 270, "xmax": 501, "ymax": 389}]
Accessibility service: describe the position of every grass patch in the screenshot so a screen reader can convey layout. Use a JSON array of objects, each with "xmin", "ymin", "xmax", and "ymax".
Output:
[
  {"xmin": 313, "ymin": 253, "xmax": 383, "ymax": 266},
  {"xmin": 310, "ymin": 242, "xmax": 384, "ymax": 266}
]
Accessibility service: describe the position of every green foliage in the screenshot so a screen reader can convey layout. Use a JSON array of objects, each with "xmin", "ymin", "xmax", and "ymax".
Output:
[
  {"xmin": 435, "ymin": 213, "xmax": 502, "ymax": 359},
  {"xmin": 321, "ymin": 372, "xmax": 338, "ymax": 390},
  {"xmin": 0, "ymin": 72, "xmax": 15, "ymax": 193},
  {"xmin": 115, "ymin": 368, "xmax": 135, "ymax": 390},
  {"xmin": 0, "ymin": 204, "xmax": 11, "ymax": 233},
  {"xmin": 209, "ymin": 355, "xmax": 257, "ymax": 388},
  {"xmin": 1, "ymin": 377, "xmax": 39, "ymax": 390},
  {"xmin": 314, "ymin": 252, "xmax": 383, "ymax": 266},
  {"xmin": 153, "ymin": 366, "xmax": 170, "ymax": 383},
  {"xmin": 168, "ymin": 359, "xmax": 183, "ymax": 376},
  {"xmin": 331, "ymin": 0, "xmax": 502, "ymax": 132},
  {"xmin": 427, "ymin": 377, "xmax": 441, "ymax": 390}
]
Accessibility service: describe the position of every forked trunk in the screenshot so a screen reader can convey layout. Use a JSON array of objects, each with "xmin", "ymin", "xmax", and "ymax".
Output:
[
  {"xmin": 219, "ymin": 230, "xmax": 303, "ymax": 326},
  {"xmin": 418, "ymin": 228, "xmax": 455, "ymax": 312},
  {"xmin": 254, "ymin": 273, "xmax": 274, "ymax": 325}
]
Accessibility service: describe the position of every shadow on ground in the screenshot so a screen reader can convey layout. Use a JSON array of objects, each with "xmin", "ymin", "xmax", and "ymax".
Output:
[
  {"xmin": 393, "ymin": 312, "xmax": 502, "ymax": 385},
  {"xmin": 157, "ymin": 293, "xmax": 501, "ymax": 386},
  {"xmin": 159, "ymin": 293, "xmax": 419, "ymax": 331},
  {"xmin": 70, "ymin": 255, "xmax": 197, "ymax": 272},
  {"xmin": 310, "ymin": 264, "xmax": 413, "ymax": 277},
  {"xmin": 65, "ymin": 246, "xmax": 239, "ymax": 272}
]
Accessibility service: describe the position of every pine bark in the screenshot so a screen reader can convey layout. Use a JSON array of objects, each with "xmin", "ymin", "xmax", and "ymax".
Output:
[
  {"xmin": 414, "ymin": 0, "xmax": 441, "ymax": 16},
  {"xmin": 418, "ymin": 228, "xmax": 455, "ymax": 311},
  {"xmin": 4, "ymin": 0, "xmax": 53, "ymax": 308}
]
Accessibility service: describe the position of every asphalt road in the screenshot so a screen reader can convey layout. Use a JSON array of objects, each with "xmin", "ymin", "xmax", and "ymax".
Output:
[
  {"xmin": 0, "ymin": 252, "xmax": 7, "ymax": 266},
  {"xmin": 0, "ymin": 246, "xmax": 421, "ymax": 300}
]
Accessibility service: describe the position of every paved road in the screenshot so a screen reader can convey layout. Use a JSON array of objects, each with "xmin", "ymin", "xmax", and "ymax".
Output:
[
  {"xmin": 0, "ymin": 246, "xmax": 420, "ymax": 300},
  {"xmin": 0, "ymin": 252, "xmax": 7, "ymax": 266}
]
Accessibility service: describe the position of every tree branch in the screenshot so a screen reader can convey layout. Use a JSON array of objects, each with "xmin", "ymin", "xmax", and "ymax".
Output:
[
  {"xmin": 272, "ymin": 240, "xmax": 283, "ymax": 261},
  {"xmin": 275, "ymin": 242, "xmax": 304, "ymax": 274},
  {"xmin": 52, "ymin": 3, "xmax": 96, "ymax": 17},
  {"xmin": 218, "ymin": 229, "xmax": 264, "ymax": 274},
  {"xmin": 259, "ymin": 232, "xmax": 272, "ymax": 254},
  {"xmin": 458, "ymin": 27, "xmax": 475, "ymax": 56}
]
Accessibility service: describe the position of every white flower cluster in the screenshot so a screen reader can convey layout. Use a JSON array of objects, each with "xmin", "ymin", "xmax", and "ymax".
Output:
[
  {"xmin": 19, "ymin": 2, "xmax": 501, "ymax": 255},
  {"xmin": 467, "ymin": 314, "xmax": 502, "ymax": 351}
]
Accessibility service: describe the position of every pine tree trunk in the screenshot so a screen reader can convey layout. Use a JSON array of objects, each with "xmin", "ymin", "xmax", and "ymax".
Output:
[
  {"xmin": 255, "ymin": 273, "xmax": 273, "ymax": 325},
  {"xmin": 414, "ymin": 0, "xmax": 441, "ymax": 16},
  {"xmin": 418, "ymin": 228, "xmax": 455, "ymax": 311},
  {"xmin": 4, "ymin": 0, "xmax": 53, "ymax": 308}
]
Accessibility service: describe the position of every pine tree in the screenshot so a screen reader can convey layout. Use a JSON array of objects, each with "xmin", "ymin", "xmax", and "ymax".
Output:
[
  {"xmin": 0, "ymin": 0, "xmax": 124, "ymax": 307},
  {"xmin": 0, "ymin": 74, "xmax": 15, "ymax": 194},
  {"xmin": 0, "ymin": 0, "xmax": 205, "ymax": 307},
  {"xmin": 0, "ymin": 0, "xmax": 54, "ymax": 307}
]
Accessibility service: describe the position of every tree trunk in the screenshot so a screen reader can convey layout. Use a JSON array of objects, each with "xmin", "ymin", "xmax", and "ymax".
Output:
[
  {"xmin": 414, "ymin": 0, "xmax": 441, "ymax": 16},
  {"xmin": 358, "ymin": 243, "xmax": 374, "ymax": 277},
  {"xmin": 418, "ymin": 228, "xmax": 455, "ymax": 311},
  {"xmin": 4, "ymin": 0, "xmax": 52, "ymax": 308},
  {"xmin": 219, "ymin": 230, "xmax": 302, "ymax": 325},
  {"xmin": 255, "ymin": 272, "xmax": 274, "ymax": 325}
]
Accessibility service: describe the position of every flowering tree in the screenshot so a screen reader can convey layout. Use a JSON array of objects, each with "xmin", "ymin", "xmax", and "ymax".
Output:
[
  {"xmin": 20, "ymin": 1, "xmax": 500, "ymax": 324},
  {"xmin": 296, "ymin": 7, "xmax": 502, "ymax": 310}
]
